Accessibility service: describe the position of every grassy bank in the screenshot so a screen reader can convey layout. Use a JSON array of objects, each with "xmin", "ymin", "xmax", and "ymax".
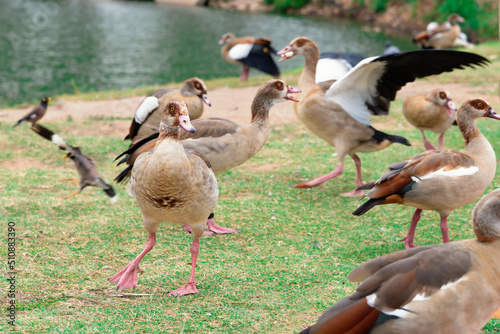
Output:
[{"xmin": 1, "ymin": 43, "xmax": 500, "ymax": 332}]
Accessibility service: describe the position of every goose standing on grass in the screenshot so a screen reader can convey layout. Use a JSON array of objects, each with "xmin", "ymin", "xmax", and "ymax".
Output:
[
  {"xmin": 403, "ymin": 89, "xmax": 457, "ymax": 150},
  {"xmin": 413, "ymin": 13, "xmax": 465, "ymax": 49},
  {"xmin": 13, "ymin": 97, "xmax": 51, "ymax": 128},
  {"xmin": 30, "ymin": 123, "xmax": 117, "ymax": 203},
  {"xmin": 125, "ymin": 77, "xmax": 211, "ymax": 143},
  {"xmin": 302, "ymin": 188, "xmax": 500, "ymax": 334},
  {"xmin": 219, "ymin": 32, "xmax": 280, "ymax": 82},
  {"xmin": 109, "ymin": 101, "xmax": 218, "ymax": 297},
  {"xmin": 353, "ymin": 99, "xmax": 500, "ymax": 249},
  {"xmin": 277, "ymin": 37, "xmax": 489, "ymax": 196},
  {"xmin": 114, "ymin": 80, "xmax": 300, "ymax": 235}
]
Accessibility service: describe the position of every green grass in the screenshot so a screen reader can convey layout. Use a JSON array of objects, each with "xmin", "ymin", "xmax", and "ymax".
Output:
[{"xmin": 2, "ymin": 43, "xmax": 500, "ymax": 333}]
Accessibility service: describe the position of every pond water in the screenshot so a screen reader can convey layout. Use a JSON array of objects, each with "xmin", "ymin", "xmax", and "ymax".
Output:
[{"xmin": 0, "ymin": 0, "xmax": 414, "ymax": 106}]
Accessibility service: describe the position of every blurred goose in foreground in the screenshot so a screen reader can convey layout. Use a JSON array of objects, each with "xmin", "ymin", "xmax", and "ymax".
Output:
[
  {"xmin": 219, "ymin": 32, "xmax": 280, "ymax": 82},
  {"xmin": 277, "ymin": 37, "xmax": 489, "ymax": 196},
  {"xmin": 30, "ymin": 123, "xmax": 117, "ymax": 203},
  {"xmin": 403, "ymin": 89, "xmax": 457, "ymax": 150},
  {"xmin": 125, "ymin": 77, "xmax": 211, "ymax": 143},
  {"xmin": 115, "ymin": 80, "xmax": 300, "ymax": 235},
  {"xmin": 413, "ymin": 13, "xmax": 465, "ymax": 49},
  {"xmin": 302, "ymin": 188, "xmax": 500, "ymax": 334},
  {"xmin": 109, "ymin": 101, "xmax": 218, "ymax": 297},
  {"xmin": 13, "ymin": 97, "xmax": 51, "ymax": 128},
  {"xmin": 353, "ymin": 99, "xmax": 499, "ymax": 249}
]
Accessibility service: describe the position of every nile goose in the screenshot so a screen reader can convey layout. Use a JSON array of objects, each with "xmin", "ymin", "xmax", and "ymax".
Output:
[
  {"xmin": 109, "ymin": 100, "xmax": 218, "ymax": 296},
  {"xmin": 402, "ymin": 89, "xmax": 457, "ymax": 150},
  {"xmin": 30, "ymin": 123, "xmax": 118, "ymax": 203},
  {"xmin": 353, "ymin": 99, "xmax": 499, "ymax": 249},
  {"xmin": 114, "ymin": 79, "xmax": 300, "ymax": 234},
  {"xmin": 277, "ymin": 37, "xmax": 488, "ymax": 196},
  {"xmin": 413, "ymin": 13, "xmax": 465, "ymax": 49},
  {"xmin": 125, "ymin": 77, "xmax": 211, "ymax": 143},
  {"xmin": 13, "ymin": 97, "xmax": 51, "ymax": 128},
  {"xmin": 301, "ymin": 188, "xmax": 500, "ymax": 334},
  {"xmin": 218, "ymin": 32, "xmax": 280, "ymax": 82}
]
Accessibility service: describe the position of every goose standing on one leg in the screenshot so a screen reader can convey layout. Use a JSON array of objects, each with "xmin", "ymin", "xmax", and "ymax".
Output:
[
  {"xmin": 353, "ymin": 99, "xmax": 500, "ymax": 249},
  {"xmin": 109, "ymin": 101, "xmax": 218, "ymax": 296},
  {"xmin": 402, "ymin": 89, "xmax": 457, "ymax": 150},
  {"xmin": 302, "ymin": 188, "xmax": 500, "ymax": 334},
  {"xmin": 219, "ymin": 32, "xmax": 280, "ymax": 82},
  {"xmin": 277, "ymin": 37, "xmax": 489, "ymax": 196},
  {"xmin": 114, "ymin": 80, "xmax": 300, "ymax": 235}
]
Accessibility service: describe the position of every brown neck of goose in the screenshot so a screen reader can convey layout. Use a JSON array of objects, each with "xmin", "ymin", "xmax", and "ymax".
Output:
[
  {"xmin": 457, "ymin": 111, "xmax": 481, "ymax": 145},
  {"xmin": 473, "ymin": 200, "xmax": 500, "ymax": 243},
  {"xmin": 299, "ymin": 42, "xmax": 320, "ymax": 90},
  {"xmin": 251, "ymin": 95, "xmax": 273, "ymax": 124},
  {"xmin": 158, "ymin": 117, "xmax": 181, "ymax": 140}
]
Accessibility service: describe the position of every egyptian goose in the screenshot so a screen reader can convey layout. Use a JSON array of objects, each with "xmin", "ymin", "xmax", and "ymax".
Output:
[
  {"xmin": 403, "ymin": 89, "xmax": 457, "ymax": 150},
  {"xmin": 218, "ymin": 32, "xmax": 280, "ymax": 82},
  {"xmin": 30, "ymin": 123, "xmax": 118, "ymax": 203},
  {"xmin": 13, "ymin": 97, "xmax": 51, "ymax": 128},
  {"xmin": 413, "ymin": 13, "xmax": 465, "ymax": 49},
  {"xmin": 125, "ymin": 77, "xmax": 211, "ymax": 143},
  {"xmin": 353, "ymin": 99, "xmax": 500, "ymax": 249},
  {"xmin": 277, "ymin": 37, "xmax": 488, "ymax": 196},
  {"xmin": 383, "ymin": 40, "xmax": 400, "ymax": 55},
  {"xmin": 114, "ymin": 79, "xmax": 300, "ymax": 234},
  {"xmin": 109, "ymin": 100, "xmax": 218, "ymax": 296},
  {"xmin": 301, "ymin": 188, "xmax": 500, "ymax": 334}
]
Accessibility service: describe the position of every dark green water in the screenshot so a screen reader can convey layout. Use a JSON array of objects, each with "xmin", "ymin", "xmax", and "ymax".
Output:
[{"xmin": 0, "ymin": 0, "xmax": 414, "ymax": 107}]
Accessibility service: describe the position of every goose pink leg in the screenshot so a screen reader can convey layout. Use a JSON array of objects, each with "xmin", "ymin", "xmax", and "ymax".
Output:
[
  {"xmin": 440, "ymin": 216, "xmax": 450, "ymax": 243},
  {"xmin": 240, "ymin": 67, "xmax": 249, "ymax": 81},
  {"xmin": 437, "ymin": 133, "xmax": 445, "ymax": 150},
  {"xmin": 340, "ymin": 154, "xmax": 365, "ymax": 197},
  {"xmin": 169, "ymin": 237, "xmax": 200, "ymax": 297},
  {"xmin": 109, "ymin": 233, "xmax": 156, "ymax": 290},
  {"xmin": 421, "ymin": 130, "xmax": 436, "ymax": 150},
  {"xmin": 293, "ymin": 163, "xmax": 344, "ymax": 189},
  {"xmin": 401, "ymin": 208, "xmax": 422, "ymax": 249},
  {"xmin": 183, "ymin": 219, "xmax": 239, "ymax": 235}
]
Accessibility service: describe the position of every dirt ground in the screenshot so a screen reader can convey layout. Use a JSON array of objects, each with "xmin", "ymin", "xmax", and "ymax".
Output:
[{"xmin": 1, "ymin": 80, "xmax": 498, "ymax": 138}]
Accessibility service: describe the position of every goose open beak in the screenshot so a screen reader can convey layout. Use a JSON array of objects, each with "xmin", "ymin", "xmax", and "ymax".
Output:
[{"xmin": 285, "ymin": 85, "xmax": 301, "ymax": 102}]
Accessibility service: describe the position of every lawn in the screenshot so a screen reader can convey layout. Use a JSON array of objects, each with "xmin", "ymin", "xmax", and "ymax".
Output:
[{"xmin": 1, "ymin": 42, "xmax": 500, "ymax": 333}]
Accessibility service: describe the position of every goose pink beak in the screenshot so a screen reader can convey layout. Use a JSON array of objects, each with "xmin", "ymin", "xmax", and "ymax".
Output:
[
  {"xmin": 487, "ymin": 107, "xmax": 500, "ymax": 120},
  {"xmin": 200, "ymin": 93, "xmax": 211, "ymax": 107},
  {"xmin": 179, "ymin": 114, "xmax": 196, "ymax": 133},
  {"xmin": 285, "ymin": 85, "xmax": 301, "ymax": 102},
  {"xmin": 445, "ymin": 100, "xmax": 457, "ymax": 117},
  {"xmin": 277, "ymin": 46, "xmax": 294, "ymax": 62}
]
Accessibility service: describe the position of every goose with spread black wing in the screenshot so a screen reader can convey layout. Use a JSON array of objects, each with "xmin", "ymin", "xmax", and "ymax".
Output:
[{"xmin": 277, "ymin": 37, "xmax": 489, "ymax": 196}]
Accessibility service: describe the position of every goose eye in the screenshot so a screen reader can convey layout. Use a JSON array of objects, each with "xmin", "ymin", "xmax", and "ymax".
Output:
[
  {"xmin": 195, "ymin": 83, "xmax": 201, "ymax": 89},
  {"xmin": 478, "ymin": 102, "xmax": 483, "ymax": 108},
  {"xmin": 170, "ymin": 106, "xmax": 175, "ymax": 112},
  {"xmin": 439, "ymin": 92, "xmax": 446, "ymax": 99},
  {"xmin": 276, "ymin": 82, "xmax": 283, "ymax": 89}
]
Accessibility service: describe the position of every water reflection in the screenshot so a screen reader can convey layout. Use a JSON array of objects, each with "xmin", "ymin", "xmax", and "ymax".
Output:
[{"xmin": 0, "ymin": 0, "xmax": 413, "ymax": 106}]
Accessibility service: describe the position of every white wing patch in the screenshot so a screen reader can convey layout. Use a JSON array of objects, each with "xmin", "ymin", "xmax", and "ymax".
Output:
[
  {"xmin": 315, "ymin": 58, "xmax": 352, "ymax": 83},
  {"xmin": 411, "ymin": 166, "xmax": 478, "ymax": 182},
  {"xmin": 134, "ymin": 96, "xmax": 159, "ymax": 124},
  {"xmin": 325, "ymin": 57, "xmax": 386, "ymax": 126},
  {"xmin": 366, "ymin": 277, "xmax": 464, "ymax": 318},
  {"xmin": 228, "ymin": 43, "xmax": 252, "ymax": 61}
]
